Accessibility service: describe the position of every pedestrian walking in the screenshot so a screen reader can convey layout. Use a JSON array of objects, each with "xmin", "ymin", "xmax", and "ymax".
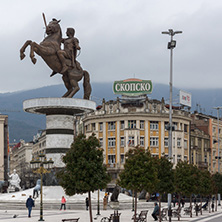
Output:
[
  {"xmin": 60, "ymin": 196, "xmax": 66, "ymax": 210},
  {"xmin": 85, "ymin": 197, "xmax": 89, "ymax": 210},
  {"xmin": 172, "ymin": 197, "xmax": 176, "ymax": 207},
  {"xmin": 152, "ymin": 202, "xmax": 159, "ymax": 221},
  {"xmin": 105, "ymin": 192, "xmax": 109, "ymax": 203},
  {"xmin": 211, "ymin": 201, "xmax": 214, "ymax": 212},
  {"xmin": 26, "ymin": 195, "xmax": 35, "ymax": 218},
  {"xmin": 103, "ymin": 196, "xmax": 108, "ymax": 210},
  {"xmin": 181, "ymin": 197, "xmax": 185, "ymax": 208}
]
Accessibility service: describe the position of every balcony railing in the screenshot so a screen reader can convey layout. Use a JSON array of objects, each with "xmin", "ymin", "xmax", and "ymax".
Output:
[{"xmin": 198, "ymin": 161, "xmax": 208, "ymax": 169}]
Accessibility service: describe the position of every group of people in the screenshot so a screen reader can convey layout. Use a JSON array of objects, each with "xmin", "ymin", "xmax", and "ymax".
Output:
[
  {"xmin": 85, "ymin": 192, "xmax": 109, "ymax": 211},
  {"xmin": 172, "ymin": 197, "xmax": 185, "ymax": 207},
  {"xmin": 25, "ymin": 195, "xmax": 67, "ymax": 217}
]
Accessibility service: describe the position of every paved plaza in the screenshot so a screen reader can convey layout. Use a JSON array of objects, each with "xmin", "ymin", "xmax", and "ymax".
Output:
[
  {"xmin": 0, "ymin": 205, "xmax": 222, "ymax": 222},
  {"xmin": 0, "ymin": 187, "xmax": 222, "ymax": 221}
]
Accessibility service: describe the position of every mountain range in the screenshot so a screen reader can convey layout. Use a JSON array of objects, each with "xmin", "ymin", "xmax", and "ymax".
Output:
[{"xmin": 0, "ymin": 82, "xmax": 221, "ymax": 143}]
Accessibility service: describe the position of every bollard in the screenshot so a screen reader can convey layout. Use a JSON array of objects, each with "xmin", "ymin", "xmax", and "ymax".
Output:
[{"xmin": 113, "ymin": 210, "xmax": 120, "ymax": 222}]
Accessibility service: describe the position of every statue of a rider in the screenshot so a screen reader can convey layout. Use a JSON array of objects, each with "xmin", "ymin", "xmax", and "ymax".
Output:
[
  {"xmin": 51, "ymin": 27, "xmax": 81, "ymax": 76},
  {"xmin": 20, "ymin": 14, "xmax": 92, "ymax": 99},
  {"xmin": 8, "ymin": 169, "xmax": 21, "ymax": 191}
]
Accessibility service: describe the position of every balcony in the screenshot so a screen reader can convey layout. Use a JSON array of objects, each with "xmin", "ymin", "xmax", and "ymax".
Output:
[
  {"xmin": 106, "ymin": 163, "xmax": 116, "ymax": 168},
  {"xmin": 198, "ymin": 161, "xmax": 208, "ymax": 169},
  {"xmin": 106, "ymin": 163, "xmax": 123, "ymax": 171}
]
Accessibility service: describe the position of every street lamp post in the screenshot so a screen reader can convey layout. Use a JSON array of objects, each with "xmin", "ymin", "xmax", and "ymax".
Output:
[
  {"xmin": 30, "ymin": 153, "xmax": 54, "ymax": 221},
  {"xmin": 162, "ymin": 29, "xmax": 182, "ymax": 222},
  {"xmin": 162, "ymin": 29, "xmax": 182, "ymax": 160},
  {"xmin": 213, "ymin": 107, "xmax": 222, "ymax": 206},
  {"xmin": 96, "ymin": 189, "xmax": 100, "ymax": 215}
]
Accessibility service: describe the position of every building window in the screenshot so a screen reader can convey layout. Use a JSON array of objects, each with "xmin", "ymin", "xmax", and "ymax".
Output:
[
  {"xmin": 184, "ymin": 140, "xmax": 188, "ymax": 149},
  {"xmin": 164, "ymin": 138, "xmax": 168, "ymax": 147},
  {"xmin": 99, "ymin": 138, "xmax": 103, "ymax": 147},
  {"xmin": 150, "ymin": 121, "xmax": 158, "ymax": 130},
  {"xmin": 120, "ymin": 121, "xmax": 124, "ymax": 130},
  {"xmin": 140, "ymin": 137, "xmax": 144, "ymax": 147},
  {"xmin": 191, "ymin": 153, "xmax": 194, "ymax": 164},
  {"xmin": 128, "ymin": 120, "xmax": 136, "ymax": 129},
  {"xmin": 140, "ymin": 120, "xmax": 144, "ymax": 129},
  {"xmin": 177, "ymin": 138, "xmax": 181, "ymax": 148},
  {"xmin": 177, "ymin": 155, "xmax": 181, "ymax": 163},
  {"xmin": 108, "ymin": 155, "xmax": 116, "ymax": 164},
  {"xmin": 173, "ymin": 122, "xmax": 178, "ymax": 130},
  {"xmin": 173, "ymin": 155, "xmax": 175, "ymax": 164},
  {"xmin": 108, "ymin": 138, "xmax": 116, "ymax": 147},
  {"xmin": 164, "ymin": 122, "xmax": 169, "ymax": 131},
  {"xmin": 128, "ymin": 136, "xmax": 135, "ymax": 146},
  {"xmin": 204, "ymin": 155, "xmax": 207, "ymax": 163},
  {"xmin": 184, "ymin": 124, "xmax": 188, "ymax": 132},
  {"xmin": 120, "ymin": 154, "xmax": 124, "ymax": 163},
  {"xmin": 120, "ymin": 137, "xmax": 125, "ymax": 146},
  {"xmin": 184, "ymin": 156, "xmax": 188, "ymax": 162},
  {"xmin": 173, "ymin": 137, "xmax": 175, "ymax": 148},
  {"xmin": 108, "ymin": 122, "xmax": 115, "ymax": 130},
  {"xmin": 99, "ymin": 122, "xmax": 103, "ymax": 131},
  {"xmin": 92, "ymin": 123, "xmax": 96, "ymax": 131},
  {"xmin": 213, "ymin": 127, "xmax": 216, "ymax": 133},
  {"xmin": 213, "ymin": 162, "xmax": 216, "ymax": 169},
  {"xmin": 85, "ymin": 124, "xmax": 90, "ymax": 132},
  {"xmin": 150, "ymin": 137, "xmax": 159, "ymax": 147}
]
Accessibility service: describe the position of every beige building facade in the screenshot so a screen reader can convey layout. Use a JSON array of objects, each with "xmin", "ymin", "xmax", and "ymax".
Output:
[
  {"xmin": 191, "ymin": 112, "xmax": 222, "ymax": 173},
  {"xmin": 9, "ymin": 140, "xmax": 33, "ymax": 188},
  {"xmin": 83, "ymin": 97, "xmax": 191, "ymax": 186},
  {"xmin": 190, "ymin": 126, "xmax": 211, "ymax": 171}
]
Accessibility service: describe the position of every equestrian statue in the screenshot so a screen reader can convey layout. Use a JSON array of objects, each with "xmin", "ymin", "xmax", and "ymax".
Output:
[{"xmin": 20, "ymin": 14, "xmax": 91, "ymax": 99}]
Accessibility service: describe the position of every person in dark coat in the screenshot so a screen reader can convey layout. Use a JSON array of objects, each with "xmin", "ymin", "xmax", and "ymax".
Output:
[
  {"xmin": 152, "ymin": 202, "xmax": 159, "ymax": 221},
  {"xmin": 85, "ymin": 197, "xmax": 89, "ymax": 210},
  {"xmin": 26, "ymin": 195, "xmax": 35, "ymax": 217}
]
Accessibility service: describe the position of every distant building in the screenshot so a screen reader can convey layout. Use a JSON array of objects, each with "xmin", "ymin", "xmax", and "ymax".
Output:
[
  {"xmin": 9, "ymin": 140, "xmax": 34, "ymax": 189},
  {"xmin": 191, "ymin": 112, "xmax": 222, "ymax": 173},
  {"xmin": 82, "ymin": 96, "xmax": 191, "ymax": 187},
  {"xmin": 190, "ymin": 125, "xmax": 211, "ymax": 171},
  {"xmin": 0, "ymin": 115, "xmax": 8, "ymax": 185}
]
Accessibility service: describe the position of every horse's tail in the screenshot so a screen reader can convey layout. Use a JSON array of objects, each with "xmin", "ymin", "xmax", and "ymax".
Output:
[{"xmin": 83, "ymin": 70, "xmax": 92, "ymax": 100}]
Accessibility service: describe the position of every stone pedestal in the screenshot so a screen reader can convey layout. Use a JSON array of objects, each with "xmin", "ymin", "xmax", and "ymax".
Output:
[
  {"xmin": 7, "ymin": 186, "xmax": 15, "ymax": 193},
  {"xmin": 23, "ymin": 98, "xmax": 96, "ymax": 167}
]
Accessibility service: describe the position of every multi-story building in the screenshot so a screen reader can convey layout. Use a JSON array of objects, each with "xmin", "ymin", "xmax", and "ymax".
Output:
[
  {"xmin": 191, "ymin": 112, "xmax": 222, "ymax": 173},
  {"xmin": 83, "ymin": 96, "xmax": 191, "ymax": 187},
  {"xmin": 190, "ymin": 125, "xmax": 211, "ymax": 170},
  {"xmin": 9, "ymin": 140, "xmax": 34, "ymax": 188},
  {"xmin": 0, "ymin": 115, "xmax": 8, "ymax": 185}
]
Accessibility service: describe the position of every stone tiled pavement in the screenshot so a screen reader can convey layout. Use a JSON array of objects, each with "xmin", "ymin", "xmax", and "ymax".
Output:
[{"xmin": 0, "ymin": 205, "xmax": 222, "ymax": 222}]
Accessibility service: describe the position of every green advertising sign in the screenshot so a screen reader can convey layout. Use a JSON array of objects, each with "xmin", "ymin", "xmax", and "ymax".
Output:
[{"xmin": 113, "ymin": 78, "xmax": 153, "ymax": 96}]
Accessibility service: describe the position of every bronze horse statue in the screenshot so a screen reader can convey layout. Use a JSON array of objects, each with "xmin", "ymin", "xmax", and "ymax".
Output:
[{"xmin": 20, "ymin": 18, "xmax": 91, "ymax": 99}]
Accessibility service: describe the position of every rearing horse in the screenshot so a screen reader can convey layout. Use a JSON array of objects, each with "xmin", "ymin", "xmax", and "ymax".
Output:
[{"xmin": 20, "ymin": 18, "xmax": 91, "ymax": 99}]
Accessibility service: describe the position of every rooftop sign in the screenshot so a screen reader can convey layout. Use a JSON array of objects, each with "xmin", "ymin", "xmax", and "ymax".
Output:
[
  {"xmin": 179, "ymin": 90, "xmax": 192, "ymax": 107},
  {"xmin": 113, "ymin": 78, "xmax": 153, "ymax": 96}
]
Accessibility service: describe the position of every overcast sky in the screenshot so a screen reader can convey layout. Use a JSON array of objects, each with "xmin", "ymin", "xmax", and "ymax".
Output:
[{"xmin": 1, "ymin": 0, "xmax": 222, "ymax": 93}]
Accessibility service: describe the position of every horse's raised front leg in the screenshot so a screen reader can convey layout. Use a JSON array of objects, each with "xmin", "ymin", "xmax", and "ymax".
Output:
[
  {"xmin": 20, "ymin": 40, "xmax": 32, "ymax": 60},
  {"xmin": 30, "ymin": 42, "xmax": 39, "ymax": 64}
]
